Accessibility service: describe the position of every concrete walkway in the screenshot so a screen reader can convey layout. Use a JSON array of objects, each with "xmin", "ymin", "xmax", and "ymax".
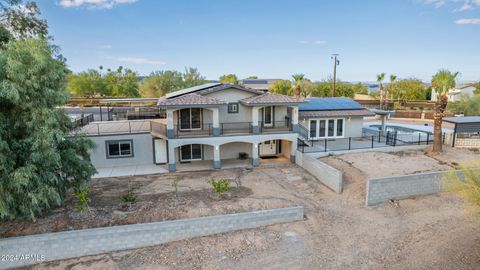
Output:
[{"xmin": 93, "ymin": 164, "xmax": 168, "ymax": 178}]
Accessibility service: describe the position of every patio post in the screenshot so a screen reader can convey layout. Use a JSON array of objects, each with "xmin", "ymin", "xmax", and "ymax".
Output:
[
  {"xmin": 213, "ymin": 145, "xmax": 221, "ymax": 169},
  {"xmin": 252, "ymin": 143, "xmax": 260, "ymax": 166},
  {"xmin": 211, "ymin": 108, "xmax": 220, "ymax": 136},
  {"xmin": 251, "ymin": 107, "xmax": 260, "ymax": 134}
]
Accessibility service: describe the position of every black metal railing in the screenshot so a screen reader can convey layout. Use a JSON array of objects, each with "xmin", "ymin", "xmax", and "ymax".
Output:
[
  {"xmin": 298, "ymin": 131, "xmax": 446, "ymax": 153},
  {"xmin": 221, "ymin": 122, "xmax": 252, "ymax": 135},
  {"xmin": 260, "ymin": 120, "xmax": 292, "ymax": 133},
  {"xmin": 174, "ymin": 123, "xmax": 213, "ymax": 137}
]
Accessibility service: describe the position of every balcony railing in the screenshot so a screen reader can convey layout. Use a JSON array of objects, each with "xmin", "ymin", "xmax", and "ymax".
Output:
[
  {"xmin": 260, "ymin": 120, "xmax": 292, "ymax": 133},
  {"xmin": 151, "ymin": 120, "xmax": 293, "ymax": 138}
]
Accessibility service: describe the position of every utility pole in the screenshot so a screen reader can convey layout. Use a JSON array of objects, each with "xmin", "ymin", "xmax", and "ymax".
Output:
[{"xmin": 331, "ymin": 54, "xmax": 339, "ymax": 97}]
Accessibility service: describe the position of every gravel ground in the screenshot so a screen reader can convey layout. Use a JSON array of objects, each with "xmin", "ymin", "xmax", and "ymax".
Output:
[{"xmin": 15, "ymin": 149, "xmax": 480, "ymax": 270}]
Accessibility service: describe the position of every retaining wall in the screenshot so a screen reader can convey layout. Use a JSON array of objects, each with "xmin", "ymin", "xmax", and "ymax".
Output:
[
  {"xmin": 0, "ymin": 206, "xmax": 303, "ymax": 269},
  {"xmin": 296, "ymin": 150, "xmax": 343, "ymax": 193},
  {"xmin": 366, "ymin": 171, "xmax": 450, "ymax": 206}
]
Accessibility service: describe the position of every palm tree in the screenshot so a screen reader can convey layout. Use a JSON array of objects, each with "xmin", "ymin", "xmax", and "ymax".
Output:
[
  {"xmin": 431, "ymin": 70, "xmax": 459, "ymax": 153},
  {"xmin": 388, "ymin": 74, "xmax": 397, "ymax": 102},
  {"xmin": 377, "ymin": 73, "xmax": 386, "ymax": 109},
  {"xmin": 292, "ymin": 74, "xmax": 305, "ymax": 98}
]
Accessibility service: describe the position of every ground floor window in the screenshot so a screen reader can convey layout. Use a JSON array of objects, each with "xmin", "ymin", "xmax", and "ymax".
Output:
[
  {"xmin": 180, "ymin": 144, "xmax": 202, "ymax": 161},
  {"xmin": 308, "ymin": 118, "xmax": 345, "ymax": 139},
  {"xmin": 106, "ymin": 140, "xmax": 133, "ymax": 158}
]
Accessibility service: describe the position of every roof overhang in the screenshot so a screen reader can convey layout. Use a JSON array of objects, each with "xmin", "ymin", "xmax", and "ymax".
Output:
[
  {"xmin": 157, "ymin": 104, "xmax": 227, "ymax": 109},
  {"xmin": 299, "ymin": 109, "xmax": 375, "ymax": 118}
]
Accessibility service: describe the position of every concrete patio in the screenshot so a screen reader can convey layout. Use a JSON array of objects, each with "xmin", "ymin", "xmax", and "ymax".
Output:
[{"xmin": 93, "ymin": 164, "xmax": 168, "ymax": 178}]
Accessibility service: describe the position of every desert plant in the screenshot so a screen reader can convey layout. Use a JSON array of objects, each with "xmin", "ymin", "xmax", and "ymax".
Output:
[
  {"xmin": 209, "ymin": 177, "xmax": 231, "ymax": 196},
  {"xmin": 122, "ymin": 187, "xmax": 137, "ymax": 204},
  {"xmin": 444, "ymin": 162, "xmax": 480, "ymax": 216},
  {"xmin": 73, "ymin": 188, "xmax": 91, "ymax": 212},
  {"xmin": 171, "ymin": 176, "xmax": 183, "ymax": 198}
]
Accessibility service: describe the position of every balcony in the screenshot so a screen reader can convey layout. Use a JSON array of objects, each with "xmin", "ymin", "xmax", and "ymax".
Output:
[{"xmin": 150, "ymin": 120, "xmax": 293, "ymax": 139}]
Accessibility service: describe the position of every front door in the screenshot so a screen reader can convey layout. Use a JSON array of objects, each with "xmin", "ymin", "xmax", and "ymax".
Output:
[
  {"xmin": 259, "ymin": 140, "xmax": 277, "ymax": 156},
  {"xmin": 263, "ymin": 106, "xmax": 273, "ymax": 127}
]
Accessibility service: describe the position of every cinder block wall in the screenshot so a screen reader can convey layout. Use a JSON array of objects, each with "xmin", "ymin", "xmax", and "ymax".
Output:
[
  {"xmin": 297, "ymin": 151, "xmax": 343, "ymax": 193},
  {"xmin": 0, "ymin": 206, "xmax": 304, "ymax": 269},
  {"xmin": 365, "ymin": 171, "xmax": 451, "ymax": 206}
]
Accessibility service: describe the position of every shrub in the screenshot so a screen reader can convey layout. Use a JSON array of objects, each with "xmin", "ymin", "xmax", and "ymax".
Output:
[
  {"xmin": 209, "ymin": 177, "xmax": 231, "ymax": 195},
  {"xmin": 171, "ymin": 176, "xmax": 183, "ymax": 198},
  {"xmin": 73, "ymin": 188, "xmax": 91, "ymax": 212},
  {"xmin": 122, "ymin": 188, "xmax": 137, "ymax": 204},
  {"xmin": 444, "ymin": 162, "xmax": 480, "ymax": 216}
]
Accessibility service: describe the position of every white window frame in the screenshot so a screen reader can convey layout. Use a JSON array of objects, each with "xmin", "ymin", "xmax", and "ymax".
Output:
[
  {"xmin": 228, "ymin": 103, "xmax": 239, "ymax": 113},
  {"xmin": 308, "ymin": 118, "xmax": 345, "ymax": 139},
  {"xmin": 106, "ymin": 140, "xmax": 133, "ymax": 158}
]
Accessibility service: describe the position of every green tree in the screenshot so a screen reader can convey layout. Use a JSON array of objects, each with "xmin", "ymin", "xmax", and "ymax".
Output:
[
  {"xmin": 376, "ymin": 73, "xmax": 386, "ymax": 109},
  {"xmin": 0, "ymin": 39, "xmax": 96, "ymax": 220},
  {"xmin": 104, "ymin": 66, "xmax": 139, "ymax": 97},
  {"xmin": 474, "ymin": 82, "xmax": 480, "ymax": 95},
  {"xmin": 388, "ymin": 74, "xmax": 397, "ymax": 101},
  {"xmin": 269, "ymin": 80, "xmax": 292, "ymax": 95},
  {"xmin": 391, "ymin": 79, "xmax": 427, "ymax": 102},
  {"xmin": 292, "ymin": 74, "xmax": 306, "ymax": 98},
  {"xmin": 219, "ymin": 74, "xmax": 238, "ymax": 84},
  {"xmin": 183, "ymin": 67, "xmax": 207, "ymax": 88},
  {"xmin": 0, "ymin": 0, "xmax": 48, "ymax": 42},
  {"xmin": 67, "ymin": 69, "xmax": 106, "ymax": 97},
  {"xmin": 353, "ymin": 82, "xmax": 368, "ymax": 95},
  {"xmin": 447, "ymin": 95, "xmax": 480, "ymax": 116},
  {"xmin": 246, "ymin": 76, "xmax": 258, "ymax": 79},
  {"xmin": 139, "ymin": 70, "xmax": 184, "ymax": 98},
  {"xmin": 431, "ymin": 69, "xmax": 459, "ymax": 153}
]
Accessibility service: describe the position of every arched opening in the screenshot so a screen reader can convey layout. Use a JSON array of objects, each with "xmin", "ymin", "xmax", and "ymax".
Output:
[
  {"xmin": 218, "ymin": 141, "xmax": 254, "ymax": 169},
  {"xmin": 258, "ymin": 139, "xmax": 296, "ymax": 165}
]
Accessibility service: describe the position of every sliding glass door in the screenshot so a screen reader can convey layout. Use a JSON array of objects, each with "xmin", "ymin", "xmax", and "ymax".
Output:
[
  {"xmin": 180, "ymin": 144, "xmax": 202, "ymax": 161},
  {"xmin": 179, "ymin": 108, "xmax": 202, "ymax": 130}
]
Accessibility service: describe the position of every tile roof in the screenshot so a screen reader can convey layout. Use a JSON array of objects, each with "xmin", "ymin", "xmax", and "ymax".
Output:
[
  {"xmin": 165, "ymin": 83, "xmax": 222, "ymax": 98},
  {"xmin": 299, "ymin": 109, "xmax": 375, "ymax": 118},
  {"xmin": 239, "ymin": 92, "xmax": 305, "ymax": 105},
  {"xmin": 197, "ymin": 84, "xmax": 264, "ymax": 95},
  {"xmin": 157, "ymin": 93, "xmax": 226, "ymax": 107}
]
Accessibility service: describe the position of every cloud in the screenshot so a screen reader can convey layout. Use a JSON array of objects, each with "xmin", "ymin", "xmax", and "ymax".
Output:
[
  {"xmin": 298, "ymin": 40, "xmax": 326, "ymax": 45},
  {"xmin": 105, "ymin": 55, "xmax": 166, "ymax": 65},
  {"xmin": 58, "ymin": 0, "xmax": 138, "ymax": 9},
  {"xmin": 455, "ymin": 18, "xmax": 480, "ymax": 24},
  {"xmin": 100, "ymin": 44, "xmax": 113, "ymax": 49},
  {"xmin": 422, "ymin": 0, "xmax": 480, "ymax": 12}
]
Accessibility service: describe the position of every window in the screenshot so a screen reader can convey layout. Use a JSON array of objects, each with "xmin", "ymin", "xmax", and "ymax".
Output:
[
  {"xmin": 228, "ymin": 103, "xmax": 239, "ymax": 113},
  {"xmin": 264, "ymin": 106, "xmax": 273, "ymax": 126},
  {"xmin": 179, "ymin": 108, "xmax": 202, "ymax": 130},
  {"xmin": 308, "ymin": 118, "xmax": 345, "ymax": 139},
  {"xmin": 106, "ymin": 140, "xmax": 133, "ymax": 158},
  {"xmin": 180, "ymin": 144, "xmax": 202, "ymax": 161},
  {"xmin": 309, "ymin": 120, "xmax": 317, "ymax": 138},
  {"xmin": 336, "ymin": 119, "xmax": 344, "ymax": 137}
]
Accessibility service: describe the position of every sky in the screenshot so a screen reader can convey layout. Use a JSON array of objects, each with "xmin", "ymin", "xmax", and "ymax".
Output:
[{"xmin": 37, "ymin": 0, "xmax": 480, "ymax": 82}]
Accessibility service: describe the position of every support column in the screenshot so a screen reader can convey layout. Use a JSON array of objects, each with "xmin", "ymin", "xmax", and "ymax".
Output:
[
  {"xmin": 291, "ymin": 106, "xmax": 299, "ymax": 133},
  {"xmin": 251, "ymin": 107, "xmax": 260, "ymax": 134},
  {"xmin": 252, "ymin": 143, "xmax": 260, "ymax": 166},
  {"xmin": 166, "ymin": 109, "xmax": 175, "ymax": 139},
  {"xmin": 380, "ymin": 115, "xmax": 387, "ymax": 135},
  {"xmin": 290, "ymin": 139, "xmax": 297, "ymax": 163},
  {"xmin": 211, "ymin": 108, "xmax": 220, "ymax": 136},
  {"xmin": 168, "ymin": 142, "xmax": 176, "ymax": 172},
  {"xmin": 213, "ymin": 145, "xmax": 221, "ymax": 169}
]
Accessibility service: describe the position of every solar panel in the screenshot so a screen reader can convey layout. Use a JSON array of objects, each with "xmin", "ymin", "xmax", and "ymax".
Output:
[{"xmin": 299, "ymin": 98, "xmax": 364, "ymax": 111}]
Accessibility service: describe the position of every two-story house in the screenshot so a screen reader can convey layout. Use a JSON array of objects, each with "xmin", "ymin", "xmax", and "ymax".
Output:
[{"xmin": 150, "ymin": 83, "xmax": 305, "ymax": 172}]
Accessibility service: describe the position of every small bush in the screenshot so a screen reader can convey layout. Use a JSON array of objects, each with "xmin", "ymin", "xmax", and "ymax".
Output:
[
  {"xmin": 122, "ymin": 188, "xmax": 137, "ymax": 204},
  {"xmin": 171, "ymin": 176, "xmax": 183, "ymax": 198},
  {"xmin": 209, "ymin": 177, "xmax": 231, "ymax": 195},
  {"xmin": 444, "ymin": 162, "xmax": 480, "ymax": 216},
  {"xmin": 73, "ymin": 188, "xmax": 91, "ymax": 212}
]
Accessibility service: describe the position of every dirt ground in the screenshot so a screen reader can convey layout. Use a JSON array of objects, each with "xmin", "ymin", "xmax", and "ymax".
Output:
[{"xmin": 16, "ymin": 148, "xmax": 480, "ymax": 270}]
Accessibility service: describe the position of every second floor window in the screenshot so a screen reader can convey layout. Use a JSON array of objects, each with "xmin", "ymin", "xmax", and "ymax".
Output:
[
  {"xmin": 179, "ymin": 108, "xmax": 202, "ymax": 130},
  {"xmin": 228, "ymin": 103, "xmax": 239, "ymax": 113}
]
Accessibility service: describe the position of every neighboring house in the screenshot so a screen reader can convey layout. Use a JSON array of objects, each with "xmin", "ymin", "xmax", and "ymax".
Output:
[
  {"xmin": 297, "ymin": 98, "xmax": 375, "ymax": 140},
  {"xmin": 431, "ymin": 83, "xmax": 476, "ymax": 102},
  {"xmin": 238, "ymin": 79, "xmax": 282, "ymax": 91},
  {"xmin": 81, "ymin": 85, "xmax": 375, "ymax": 173}
]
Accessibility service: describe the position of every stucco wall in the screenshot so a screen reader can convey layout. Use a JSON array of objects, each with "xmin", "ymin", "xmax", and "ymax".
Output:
[
  {"xmin": 206, "ymin": 88, "xmax": 255, "ymax": 123},
  {"xmin": 88, "ymin": 133, "xmax": 154, "ymax": 168}
]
